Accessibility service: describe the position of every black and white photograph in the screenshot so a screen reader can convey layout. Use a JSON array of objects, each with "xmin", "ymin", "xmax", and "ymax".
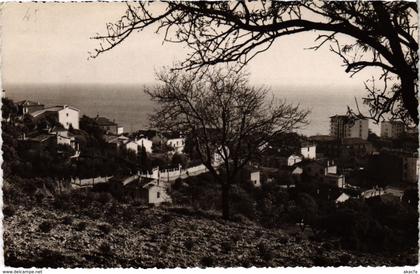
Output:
[{"xmin": 1, "ymin": 1, "xmax": 419, "ymax": 269}]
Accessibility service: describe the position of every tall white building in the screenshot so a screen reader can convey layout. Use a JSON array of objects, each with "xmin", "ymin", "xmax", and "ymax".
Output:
[
  {"xmin": 381, "ymin": 121, "xmax": 405, "ymax": 138},
  {"xmin": 330, "ymin": 115, "xmax": 369, "ymax": 140}
]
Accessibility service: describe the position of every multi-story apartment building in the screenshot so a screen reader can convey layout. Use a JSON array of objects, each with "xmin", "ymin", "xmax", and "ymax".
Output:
[
  {"xmin": 381, "ymin": 120, "xmax": 405, "ymax": 138},
  {"xmin": 330, "ymin": 115, "xmax": 369, "ymax": 140}
]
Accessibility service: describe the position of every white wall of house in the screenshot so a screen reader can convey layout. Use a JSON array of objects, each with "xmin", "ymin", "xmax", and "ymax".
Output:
[
  {"xmin": 166, "ymin": 138, "xmax": 185, "ymax": 153},
  {"xmin": 136, "ymin": 138, "xmax": 153, "ymax": 153},
  {"xmin": 58, "ymin": 106, "xmax": 79, "ymax": 129},
  {"xmin": 291, "ymin": 166, "xmax": 303, "ymax": 175},
  {"xmin": 117, "ymin": 127, "xmax": 124, "ymax": 135},
  {"xmin": 148, "ymin": 184, "xmax": 172, "ymax": 205},
  {"xmin": 323, "ymin": 174, "xmax": 346, "ymax": 188},
  {"xmin": 57, "ymin": 134, "xmax": 72, "ymax": 147},
  {"xmin": 301, "ymin": 145, "xmax": 316, "ymax": 159},
  {"xmin": 324, "ymin": 164, "xmax": 337, "ymax": 175},
  {"xmin": 287, "ymin": 155, "xmax": 302, "ymax": 166},
  {"xmin": 125, "ymin": 141, "xmax": 138, "ymax": 154},
  {"xmin": 250, "ymin": 171, "xmax": 261, "ymax": 187}
]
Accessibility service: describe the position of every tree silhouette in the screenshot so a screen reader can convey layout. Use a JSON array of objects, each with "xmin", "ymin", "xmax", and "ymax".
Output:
[
  {"xmin": 145, "ymin": 67, "xmax": 308, "ymax": 219},
  {"xmin": 92, "ymin": 1, "xmax": 418, "ymax": 125}
]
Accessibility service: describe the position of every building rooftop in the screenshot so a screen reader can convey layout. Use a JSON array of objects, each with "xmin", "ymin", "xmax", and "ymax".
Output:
[
  {"xmin": 31, "ymin": 105, "xmax": 80, "ymax": 117},
  {"xmin": 16, "ymin": 100, "xmax": 44, "ymax": 107},
  {"xmin": 26, "ymin": 134, "xmax": 54, "ymax": 143}
]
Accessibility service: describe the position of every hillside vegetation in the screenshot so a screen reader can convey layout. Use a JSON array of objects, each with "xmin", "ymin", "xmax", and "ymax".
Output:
[{"xmin": 4, "ymin": 181, "xmax": 417, "ymax": 268}]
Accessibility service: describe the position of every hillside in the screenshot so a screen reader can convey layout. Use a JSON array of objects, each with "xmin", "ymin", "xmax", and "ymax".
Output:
[{"xmin": 4, "ymin": 202, "xmax": 417, "ymax": 268}]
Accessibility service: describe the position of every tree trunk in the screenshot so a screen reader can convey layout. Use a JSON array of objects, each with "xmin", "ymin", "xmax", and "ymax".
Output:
[{"xmin": 222, "ymin": 183, "xmax": 231, "ymax": 220}]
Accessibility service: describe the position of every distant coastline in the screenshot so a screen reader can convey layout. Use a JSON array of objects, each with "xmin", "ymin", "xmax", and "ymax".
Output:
[{"xmin": 4, "ymin": 83, "xmax": 375, "ymax": 136}]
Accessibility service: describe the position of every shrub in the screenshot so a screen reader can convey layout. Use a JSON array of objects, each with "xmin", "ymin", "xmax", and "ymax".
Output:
[
  {"xmin": 231, "ymin": 232, "xmax": 242, "ymax": 244},
  {"xmin": 254, "ymin": 230, "xmax": 264, "ymax": 238},
  {"xmin": 162, "ymin": 214, "xmax": 173, "ymax": 223},
  {"xmin": 312, "ymin": 255, "xmax": 333, "ymax": 266},
  {"xmin": 221, "ymin": 241, "xmax": 233, "ymax": 254},
  {"xmin": 140, "ymin": 219, "xmax": 152, "ymax": 229},
  {"xmin": 97, "ymin": 192, "xmax": 113, "ymax": 205},
  {"xmin": 37, "ymin": 248, "xmax": 66, "ymax": 268},
  {"xmin": 184, "ymin": 238, "xmax": 194, "ymax": 251},
  {"xmin": 3, "ymin": 205, "xmax": 16, "ymax": 217},
  {"xmin": 75, "ymin": 221, "xmax": 88, "ymax": 231},
  {"xmin": 62, "ymin": 215, "xmax": 74, "ymax": 225},
  {"xmin": 189, "ymin": 223, "xmax": 198, "ymax": 231},
  {"xmin": 99, "ymin": 242, "xmax": 113, "ymax": 256},
  {"xmin": 52, "ymin": 194, "xmax": 71, "ymax": 210},
  {"xmin": 278, "ymin": 235, "xmax": 288, "ymax": 245},
  {"xmin": 257, "ymin": 242, "xmax": 273, "ymax": 261},
  {"xmin": 39, "ymin": 221, "xmax": 53, "ymax": 233},
  {"xmin": 339, "ymin": 253, "xmax": 351, "ymax": 265},
  {"xmin": 200, "ymin": 255, "xmax": 215, "ymax": 267},
  {"xmin": 98, "ymin": 223, "xmax": 112, "ymax": 234},
  {"xmin": 34, "ymin": 192, "xmax": 44, "ymax": 204},
  {"xmin": 231, "ymin": 214, "xmax": 249, "ymax": 224}
]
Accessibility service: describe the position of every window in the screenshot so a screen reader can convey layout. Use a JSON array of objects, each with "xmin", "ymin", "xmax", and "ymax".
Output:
[
  {"xmin": 66, "ymin": 113, "xmax": 69, "ymax": 117},
  {"xmin": 157, "ymin": 192, "xmax": 160, "ymax": 199}
]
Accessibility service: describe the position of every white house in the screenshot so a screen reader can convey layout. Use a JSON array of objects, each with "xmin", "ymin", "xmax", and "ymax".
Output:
[
  {"xmin": 324, "ymin": 173, "xmax": 346, "ymax": 188},
  {"xmin": 31, "ymin": 105, "xmax": 80, "ymax": 130},
  {"xmin": 214, "ymin": 146, "xmax": 230, "ymax": 164},
  {"xmin": 125, "ymin": 140, "xmax": 139, "ymax": 154},
  {"xmin": 124, "ymin": 137, "xmax": 153, "ymax": 154},
  {"xmin": 300, "ymin": 145, "xmax": 316, "ymax": 160},
  {"xmin": 166, "ymin": 137, "xmax": 185, "ymax": 153},
  {"xmin": 143, "ymin": 181, "xmax": 172, "ymax": 205},
  {"xmin": 50, "ymin": 126, "xmax": 79, "ymax": 151},
  {"xmin": 287, "ymin": 154, "xmax": 302, "ymax": 166},
  {"xmin": 250, "ymin": 171, "xmax": 261, "ymax": 187},
  {"xmin": 135, "ymin": 137, "xmax": 153, "ymax": 153}
]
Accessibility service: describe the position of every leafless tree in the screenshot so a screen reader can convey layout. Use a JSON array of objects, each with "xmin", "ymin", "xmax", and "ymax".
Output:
[
  {"xmin": 145, "ymin": 67, "xmax": 308, "ymax": 219},
  {"xmin": 91, "ymin": 1, "xmax": 418, "ymax": 125}
]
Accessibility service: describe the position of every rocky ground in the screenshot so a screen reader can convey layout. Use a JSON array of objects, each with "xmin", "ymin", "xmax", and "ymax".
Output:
[{"xmin": 4, "ymin": 202, "xmax": 417, "ymax": 268}]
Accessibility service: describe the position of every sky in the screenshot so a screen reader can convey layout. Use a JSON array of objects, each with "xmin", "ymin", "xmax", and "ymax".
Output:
[{"xmin": 1, "ymin": 2, "xmax": 377, "ymax": 93}]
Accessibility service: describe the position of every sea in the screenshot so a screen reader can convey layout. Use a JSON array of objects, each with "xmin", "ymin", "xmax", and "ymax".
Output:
[{"xmin": 4, "ymin": 83, "xmax": 377, "ymax": 136}]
